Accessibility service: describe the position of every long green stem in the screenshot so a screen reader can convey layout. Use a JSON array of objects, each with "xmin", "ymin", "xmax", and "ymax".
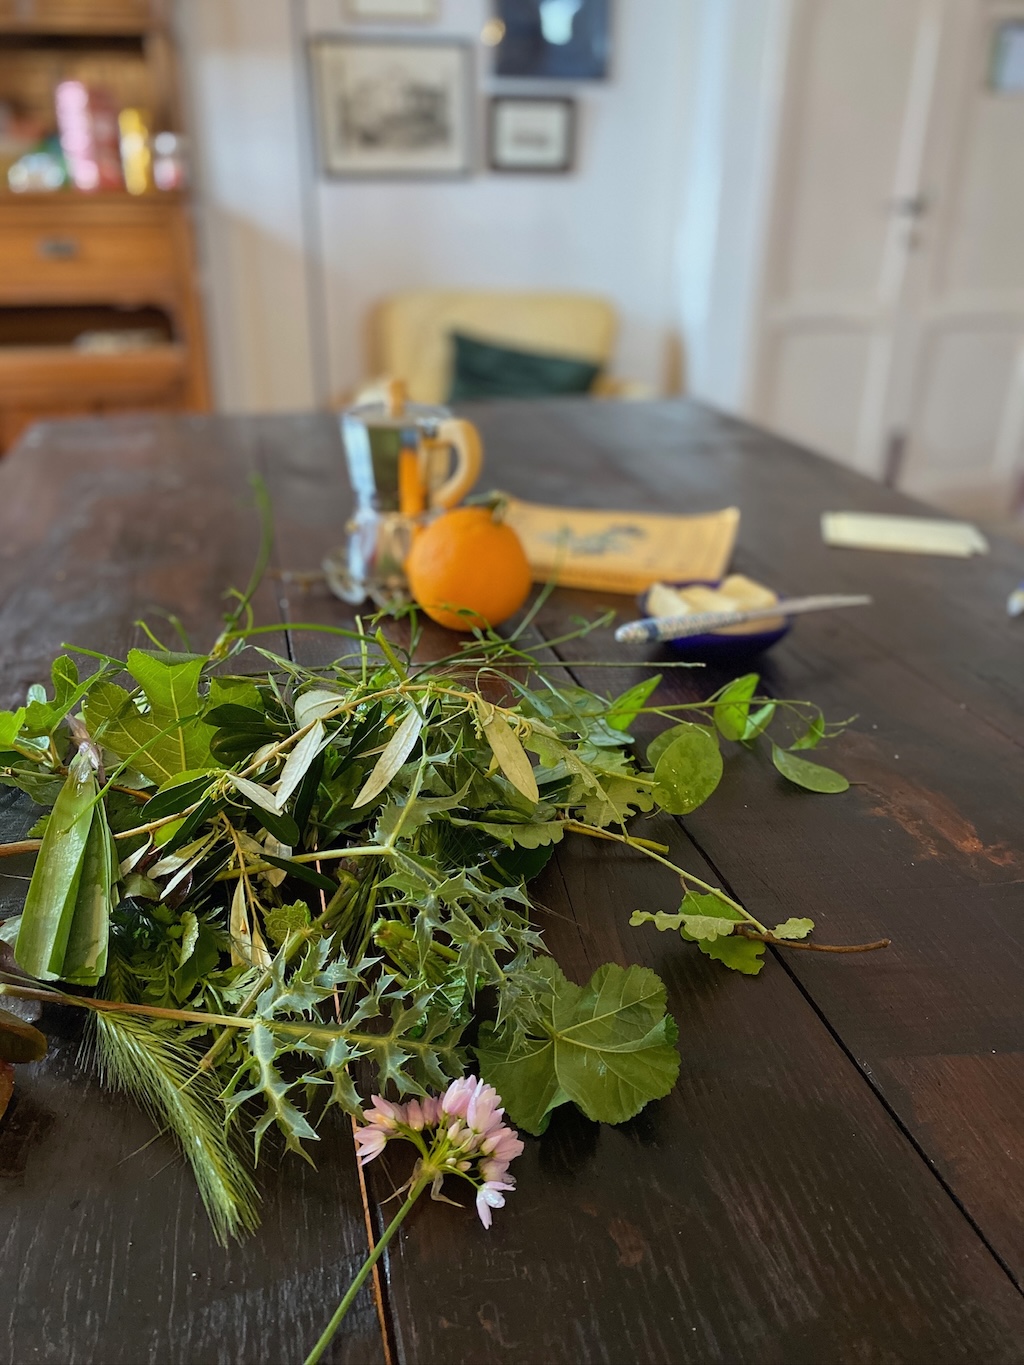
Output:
[
  {"xmin": 304, "ymin": 1174, "xmax": 429, "ymax": 1365},
  {"xmin": 562, "ymin": 819, "xmax": 770, "ymax": 934}
]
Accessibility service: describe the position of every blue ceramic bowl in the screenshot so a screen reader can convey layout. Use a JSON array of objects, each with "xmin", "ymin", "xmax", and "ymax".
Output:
[{"xmin": 639, "ymin": 580, "xmax": 791, "ymax": 662}]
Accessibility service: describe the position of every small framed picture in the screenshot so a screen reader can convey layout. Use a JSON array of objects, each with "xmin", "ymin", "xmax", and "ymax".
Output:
[
  {"xmin": 345, "ymin": 0, "xmax": 439, "ymax": 19},
  {"xmin": 491, "ymin": 0, "xmax": 610, "ymax": 80},
  {"xmin": 489, "ymin": 96, "xmax": 575, "ymax": 174},
  {"xmin": 990, "ymin": 20, "xmax": 1024, "ymax": 93},
  {"xmin": 309, "ymin": 37, "xmax": 473, "ymax": 178}
]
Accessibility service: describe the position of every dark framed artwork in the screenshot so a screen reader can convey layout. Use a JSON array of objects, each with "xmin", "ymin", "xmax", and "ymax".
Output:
[
  {"xmin": 491, "ymin": 0, "xmax": 610, "ymax": 80},
  {"xmin": 488, "ymin": 96, "xmax": 575, "ymax": 173},
  {"xmin": 309, "ymin": 37, "xmax": 473, "ymax": 178}
]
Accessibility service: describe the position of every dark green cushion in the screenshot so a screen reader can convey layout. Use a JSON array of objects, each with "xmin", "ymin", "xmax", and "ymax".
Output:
[{"xmin": 446, "ymin": 330, "xmax": 601, "ymax": 402}]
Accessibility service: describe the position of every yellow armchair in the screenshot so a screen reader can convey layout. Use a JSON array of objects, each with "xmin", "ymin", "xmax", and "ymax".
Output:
[{"xmin": 355, "ymin": 289, "xmax": 651, "ymax": 405}]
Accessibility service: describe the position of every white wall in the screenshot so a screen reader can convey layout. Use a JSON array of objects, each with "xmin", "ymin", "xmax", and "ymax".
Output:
[{"xmin": 179, "ymin": 0, "xmax": 701, "ymax": 412}]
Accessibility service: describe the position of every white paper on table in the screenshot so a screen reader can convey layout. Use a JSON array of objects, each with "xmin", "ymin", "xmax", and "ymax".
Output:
[{"xmin": 821, "ymin": 512, "xmax": 989, "ymax": 557}]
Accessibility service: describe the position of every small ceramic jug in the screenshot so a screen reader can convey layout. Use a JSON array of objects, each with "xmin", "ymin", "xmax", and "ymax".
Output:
[{"xmin": 326, "ymin": 380, "xmax": 484, "ymax": 604}]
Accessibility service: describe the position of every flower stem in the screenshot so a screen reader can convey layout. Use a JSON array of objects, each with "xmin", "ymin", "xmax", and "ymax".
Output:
[{"xmin": 304, "ymin": 1174, "xmax": 429, "ymax": 1365}]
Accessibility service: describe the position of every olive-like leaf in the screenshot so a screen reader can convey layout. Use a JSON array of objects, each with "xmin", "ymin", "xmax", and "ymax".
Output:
[
  {"xmin": 652, "ymin": 724, "xmax": 723, "ymax": 815},
  {"xmin": 771, "ymin": 742, "xmax": 849, "ymax": 793},
  {"xmin": 275, "ymin": 721, "xmax": 326, "ymax": 812},
  {"xmin": 483, "ymin": 715, "xmax": 539, "ymax": 804},
  {"xmin": 354, "ymin": 707, "xmax": 422, "ymax": 808},
  {"xmin": 605, "ymin": 674, "xmax": 662, "ymax": 732}
]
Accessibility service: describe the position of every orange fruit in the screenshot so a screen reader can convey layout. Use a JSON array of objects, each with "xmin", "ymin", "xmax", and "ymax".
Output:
[{"xmin": 406, "ymin": 505, "xmax": 532, "ymax": 632}]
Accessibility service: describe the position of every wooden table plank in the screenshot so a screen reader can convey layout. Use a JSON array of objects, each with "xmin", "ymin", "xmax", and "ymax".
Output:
[
  {"xmin": 457, "ymin": 402, "xmax": 1024, "ymax": 1295},
  {"xmin": 0, "ymin": 415, "xmax": 385, "ymax": 1365},
  {"xmin": 256, "ymin": 411, "xmax": 1024, "ymax": 1362}
]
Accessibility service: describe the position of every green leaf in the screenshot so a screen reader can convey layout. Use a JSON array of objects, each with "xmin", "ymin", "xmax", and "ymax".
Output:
[
  {"xmin": 479, "ymin": 958, "xmax": 679, "ymax": 1132},
  {"xmin": 772, "ymin": 917, "xmax": 814, "ymax": 940},
  {"xmin": 712, "ymin": 673, "xmax": 760, "ymax": 741},
  {"xmin": 476, "ymin": 1030, "xmax": 565, "ymax": 1134},
  {"xmin": 579, "ymin": 774, "xmax": 655, "ymax": 828},
  {"xmin": 60, "ymin": 799, "xmax": 115, "ymax": 986},
  {"xmin": 742, "ymin": 701, "xmax": 776, "ymax": 742},
  {"xmin": 354, "ymin": 707, "xmax": 422, "ymax": 808},
  {"xmin": 482, "ymin": 714, "xmax": 539, "ymax": 804},
  {"xmin": 791, "ymin": 714, "xmax": 825, "ymax": 751},
  {"xmin": 652, "ymin": 724, "xmax": 723, "ymax": 815},
  {"xmin": 85, "ymin": 667, "xmax": 212, "ymax": 787},
  {"xmin": 632, "ymin": 894, "xmax": 767, "ymax": 975},
  {"xmin": 0, "ymin": 708, "xmax": 26, "ymax": 748},
  {"xmin": 771, "ymin": 742, "xmax": 849, "ymax": 793},
  {"xmin": 293, "ymin": 689, "xmax": 344, "ymax": 727},
  {"xmin": 15, "ymin": 751, "xmax": 96, "ymax": 981},
  {"xmin": 702, "ymin": 934, "xmax": 765, "ymax": 975},
  {"xmin": 275, "ymin": 721, "xmax": 325, "ymax": 811},
  {"xmin": 0, "ymin": 1006, "xmax": 48, "ymax": 1064},
  {"xmin": 605, "ymin": 674, "xmax": 661, "ymax": 732}
]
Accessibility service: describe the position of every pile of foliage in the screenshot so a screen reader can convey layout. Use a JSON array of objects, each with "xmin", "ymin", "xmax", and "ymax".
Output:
[{"xmin": 0, "ymin": 599, "xmax": 861, "ymax": 1242}]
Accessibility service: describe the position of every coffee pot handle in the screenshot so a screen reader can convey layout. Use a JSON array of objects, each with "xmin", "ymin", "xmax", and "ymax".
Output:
[{"xmin": 425, "ymin": 419, "xmax": 484, "ymax": 509}]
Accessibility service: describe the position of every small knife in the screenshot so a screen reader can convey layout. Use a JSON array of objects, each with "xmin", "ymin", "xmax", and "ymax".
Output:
[{"xmin": 614, "ymin": 593, "xmax": 873, "ymax": 645}]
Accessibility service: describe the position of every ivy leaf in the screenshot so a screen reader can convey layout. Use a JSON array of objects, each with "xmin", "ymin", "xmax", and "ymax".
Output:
[
  {"xmin": 605, "ymin": 674, "xmax": 661, "ymax": 732},
  {"xmin": 771, "ymin": 742, "xmax": 849, "ymax": 793},
  {"xmin": 354, "ymin": 707, "xmax": 422, "ymax": 808},
  {"xmin": 712, "ymin": 673, "xmax": 760, "ymax": 742},
  {"xmin": 652, "ymin": 724, "xmax": 723, "ymax": 815},
  {"xmin": 772, "ymin": 917, "xmax": 814, "ymax": 940},
  {"xmin": 0, "ymin": 1006, "xmax": 48, "ymax": 1064},
  {"xmin": 482, "ymin": 715, "xmax": 539, "ymax": 804}
]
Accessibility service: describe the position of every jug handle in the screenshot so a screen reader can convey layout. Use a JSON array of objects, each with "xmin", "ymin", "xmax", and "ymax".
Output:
[{"xmin": 426, "ymin": 419, "xmax": 484, "ymax": 510}]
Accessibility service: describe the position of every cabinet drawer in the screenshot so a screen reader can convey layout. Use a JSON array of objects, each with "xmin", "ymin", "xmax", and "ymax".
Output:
[
  {"xmin": 0, "ymin": 1, "xmax": 162, "ymax": 34},
  {"xmin": 0, "ymin": 217, "xmax": 177, "ymax": 306}
]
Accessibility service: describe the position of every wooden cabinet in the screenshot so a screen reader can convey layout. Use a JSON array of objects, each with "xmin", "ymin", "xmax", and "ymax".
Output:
[{"xmin": 0, "ymin": 3, "xmax": 208, "ymax": 452}]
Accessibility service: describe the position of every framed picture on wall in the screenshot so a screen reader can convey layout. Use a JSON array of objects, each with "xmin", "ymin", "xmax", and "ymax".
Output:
[
  {"xmin": 310, "ymin": 37, "xmax": 473, "ymax": 178},
  {"xmin": 490, "ymin": 0, "xmax": 610, "ymax": 80},
  {"xmin": 489, "ymin": 96, "xmax": 575, "ymax": 173},
  {"xmin": 344, "ymin": 0, "xmax": 440, "ymax": 19}
]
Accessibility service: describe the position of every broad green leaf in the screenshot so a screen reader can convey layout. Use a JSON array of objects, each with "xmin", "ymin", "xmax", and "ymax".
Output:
[
  {"xmin": 85, "ymin": 670, "xmax": 212, "ymax": 787},
  {"xmin": 0, "ymin": 1006, "xmax": 47, "ymax": 1064},
  {"xmin": 702, "ymin": 934, "xmax": 765, "ymax": 975},
  {"xmin": 712, "ymin": 673, "xmax": 760, "ymax": 741},
  {"xmin": 22, "ymin": 656, "xmax": 106, "ymax": 739},
  {"xmin": 15, "ymin": 750, "xmax": 96, "ymax": 981},
  {"xmin": 605, "ymin": 674, "xmax": 662, "ymax": 732},
  {"xmin": 275, "ymin": 721, "xmax": 325, "ymax": 811},
  {"xmin": 772, "ymin": 917, "xmax": 814, "ymax": 940},
  {"xmin": 646, "ymin": 723, "xmax": 692, "ymax": 770},
  {"xmin": 579, "ymin": 774, "xmax": 655, "ymax": 828},
  {"xmin": 551, "ymin": 963, "xmax": 680, "ymax": 1125},
  {"xmin": 790, "ymin": 714, "xmax": 825, "ymax": 751},
  {"xmin": 354, "ymin": 707, "xmax": 422, "ymax": 808},
  {"xmin": 0, "ymin": 708, "xmax": 26, "ymax": 748},
  {"xmin": 633, "ymin": 894, "xmax": 767, "ymax": 975},
  {"xmin": 771, "ymin": 742, "xmax": 849, "ymax": 793},
  {"xmin": 483, "ymin": 715, "xmax": 539, "ymax": 804},
  {"xmin": 652, "ymin": 725, "xmax": 723, "ymax": 815},
  {"xmin": 127, "ymin": 650, "xmax": 213, "ymax": 771},
  {"xmin": 207, "ymin": 676, "xmax": 262, "ymax": 711},
  {"xmin": 475, "ymin": 1030, "xmax": 565, "ymax": 1135}
]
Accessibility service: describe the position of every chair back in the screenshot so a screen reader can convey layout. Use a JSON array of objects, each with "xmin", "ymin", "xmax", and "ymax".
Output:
[{"xmin": 371, "ymin": 290, "xmax": 618, "ymax": 404}]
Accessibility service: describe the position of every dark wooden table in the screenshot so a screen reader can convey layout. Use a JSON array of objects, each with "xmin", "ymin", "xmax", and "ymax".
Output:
[{"xmin": 2, "ymin": 400, "xmax": 1024, "ymax": 1365}]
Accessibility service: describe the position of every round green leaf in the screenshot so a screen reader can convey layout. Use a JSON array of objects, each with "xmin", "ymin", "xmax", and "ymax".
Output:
[
  {"xmin": 647, "ymin": 723, "xmax": 696, "ymax": 770},
  {"xmin": 652, "ymin": 724, "xmax": 723, "ymax": 814},
  {"xmin": 771, "ymin": 742, "xmax": 849, "ymax": 793}
]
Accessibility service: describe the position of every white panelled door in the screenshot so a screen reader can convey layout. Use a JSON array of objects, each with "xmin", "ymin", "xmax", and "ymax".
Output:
[{"xmin": 749, "ymin": 0, "xmax": 1024, "ymax": 508}]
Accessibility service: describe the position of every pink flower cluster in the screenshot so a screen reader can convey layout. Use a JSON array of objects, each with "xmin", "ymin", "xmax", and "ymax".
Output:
[{"xmin": 353, "ymin": 1076, "xmax": 525, "ymax": 1228}]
